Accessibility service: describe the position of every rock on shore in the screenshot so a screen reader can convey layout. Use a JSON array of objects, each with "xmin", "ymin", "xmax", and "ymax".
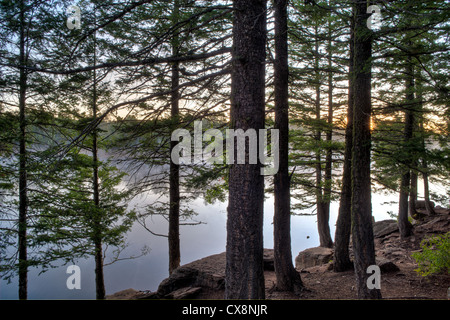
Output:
[{"xmin": 108, "ymin": 249, "xmax": 275, "ymax": 300}]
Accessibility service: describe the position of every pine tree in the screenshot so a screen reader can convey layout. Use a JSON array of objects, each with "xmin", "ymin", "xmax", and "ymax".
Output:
[
  {"xmin": 0, "ymin": 0, "xmax": 59, "ymax": 299},
  {"xmin": 225, "ymin": 0, "xmax": 267, "ymax": 299},
  {"xmin": 371, "ymin": 0, "xmax": 450, "ymax": 224},
  {"xmin": 350, "ymin": 0, "xmax": 381, "ymax": 299},
  {"xmin": 289, "ymin": 0, "xmax": 346, "ymax": 246},
  {"xmin": 334, "ymin": 5, "xmax": 354, "ymax": 272},
  {"xmin": 168, "ymin": 0, "xmax": 182, "ymax": 275},
  {"xmin": 0, "ymin": 0, "xmax": 145, "ymax": 298},
  {"xmin": 273, "ymin": 0, "xmax": 303, "ymax": 294},
  {"xmin": 102, "ymin": 0, "xmax": 232, "ymax": 276}
]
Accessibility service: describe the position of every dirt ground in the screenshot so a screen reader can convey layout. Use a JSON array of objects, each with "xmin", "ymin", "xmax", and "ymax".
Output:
[
  {"xmin": 196, "ymin": 264, "xmax": 449, "ymax": 300},
  {"xmin": 265, "ymin": 265, "xmax": 449, "ymax": 300},
  {"xmin": 268, "ymin": 216, "xmax": 450, "ymax": 300}
]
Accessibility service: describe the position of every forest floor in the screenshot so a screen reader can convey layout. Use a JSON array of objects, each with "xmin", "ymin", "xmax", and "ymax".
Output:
[
  {"xmin": 266, "ymin": 263, "xmax": 449, "ymax": 300},
  {"xmin": 108, "ymin": 210, "xmax": 450, "ymax": 300},
  {"xmin": 272, "ymin": 210, "xmax": 450, "ymax": 300},
  {"xmin": 265, "ymin": 211, "xmax": 449, "ymax": 300}
]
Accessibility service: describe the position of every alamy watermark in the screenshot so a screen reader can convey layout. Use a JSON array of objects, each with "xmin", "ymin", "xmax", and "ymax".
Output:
[
  {"xmin": 67, "ymin": 4, "xmax": 381, "ymax": 31},
  {"xmin": 367, "ymin": 5, "xmax": 382, "ymax": 30},
  {"xmin": 171, "ymin": 121, "xmax": 279, "ymax": 176},
  {"xmin": 66, "ymin": 265, "xmax": 81, "ymax": 290},
  {"xmin": 66, "ymin": 5, "xmax": 81, "ymax": 30},
  {"xmin": 367, "ymin": 265, "xmax": 381, "ymax": 290}
]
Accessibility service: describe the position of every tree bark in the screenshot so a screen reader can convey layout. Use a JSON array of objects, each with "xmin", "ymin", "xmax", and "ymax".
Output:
[
  {"xmin": 322, "ymin": 21, "xmax": 334, "ymax": 249},
  {"xmin": 225, "ymin": 0, "xmax": 266, "ymax": 299},
  {"xmin": 409, "ymin": 170, "xmax": 418, "ymax": 218},
  {"xmin": 169, "ymin": 0, "xmax": 181, "ymax": 275},
  {"xmin": 91, "ymin": 27, "xmax": 106, "ymax": 300},
  {"xmin": 351, "ymin": 0, "xmax": 381, "ymax": 299},
  {"xmin": 398, "ymin": 56, "xmax": 414, "ymax": 238},
  {"xmin": 422, "ymin": 160, "xmax": 435, "ymax": 215},
  {"xmin": 408, "ymin": 61, "xmax": 418, "ymax": 220},
  {"xmin": 313, "ymin": 30, "xmax": 333, "ymax": 248},
  {"xmin": 92, "ymin": 131, "xmax": 105, "ymax": 300},
  {"xmin": 334, "ymin": 14, "xmax": 354, "ymax": 272},
  {"xmin": 273, "ymin": 0, "xmax": 303, "ymax": 294},
  {"xmin": 168, "ymin": 61, "xmax": 181, "ymax": 274},
  {"xmin": 417, "ymin": 76, "xmax": 435, "ymax": 216},
  {"xmin": 18, "ymin": 0, "xmax": 28, "ymax": 300},
  {"xmin": 398, "ymin": 170, "xmax": 412, "ymax": 234}
]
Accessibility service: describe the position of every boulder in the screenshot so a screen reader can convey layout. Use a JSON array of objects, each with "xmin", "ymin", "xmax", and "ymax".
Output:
[
  {"xmin": 418, "ymin": 214, "xmax": 450, "ymax": 233},
  {"xmin": 373, "ymin": 219, "xmax": 398, "ymax": 238},
  {"xmin": 156, "ymin": 267, "xmax": 201, "ymax": 298},
  {"xmin": 167, "ymin": 287, "xmax": 202, "ymax": 299},
  {"xmin": 376, "ymin": 258, "xmax": 400, "ymax": 273},
  {"xmin": 415, "ymin": 200, "xmax": 435, "ymax": 209},
  {"xmin": 435, "ymin": 206, "xmax": 450, "ymax": 215},
  {"xmin": 106, "ymin": 288, "xmax": 139, "ymax": 300},
  {"xmin": 149, "ymin": 249, "xmax": 275, "ymax": 299},
  {"xmin": 295, "ymin": 247, "xmax": 333, "ymax": 270}
]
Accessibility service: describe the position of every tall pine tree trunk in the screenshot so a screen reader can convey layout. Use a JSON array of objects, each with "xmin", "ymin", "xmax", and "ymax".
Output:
[
  {"xmin": 314, "ymin": 34, "xmax": 333, "ymax": 248},
  {"xmin": 422, "ymin": 160, "xmax": 435, "ymax": 215},
  {"xmin": 18, "ymin": 0, "xmax": 28, "ymax": 300},
  {"xmin": 273, "ymin": 0, "xmax": 303, "ymax": 293},
  {"xmin": 91, "ymin": 27, "xmax": 105, "ymax": 300},
  {"xmin": 417, "ymin": 75, "xmax": 435, "ymax": 216},
  {"xmin": 322, "ymin": 23, "xmax": 334, "ymax": 249},
  {"xmin": 351, "ymin": 0, "xmax": 381, "ymax": 299},
  {"xmin": 409, "ymin": 170, "xmax": 418, "ymax": 218},
  {"xmin": 334, "ymin": 14, "xmax": 354, "ymax": 272},
  {"xmin": 398, "ymin": 169, "xmax": 411, "ymax": 232},
  {"xmin": 225, "ymin": 0, "xmax": 266, "ymax": 299},
  {"xmin": 314, "ymin": 35, "xmax": 323, "ymax": 242},
  {"xmin": 169, "ymin": 0, "xmax": 181, "ymax": 275},
  {"xmin": 92, "ymin": 97, "xmax": 105, "ymax": 300},
  {"xmin": 398, "ymin": 56, "xmax": 414, "ymax": 238},
  {"xmin": 408, "ymin": 61, "xmax": 418, "ymax": 220}
]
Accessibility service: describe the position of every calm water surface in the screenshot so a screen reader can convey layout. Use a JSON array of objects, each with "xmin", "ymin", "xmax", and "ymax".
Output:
[{"xmin": 1, "ymin": 189, "xmax": 398, "ymax": 299}]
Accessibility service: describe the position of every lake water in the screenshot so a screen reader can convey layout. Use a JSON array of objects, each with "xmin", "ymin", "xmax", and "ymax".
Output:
[{"xmin": 0, "ymin": 187, "xmax": 398, "ymax": 299}]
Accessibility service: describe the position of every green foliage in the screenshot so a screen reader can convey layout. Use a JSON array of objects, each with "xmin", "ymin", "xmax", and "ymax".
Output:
[
  {"xmin": 287, "ymin": 0, "xmax": 348, "ymax": 215},
  {"xmin": 412, "ymin": 232, "xmax": 450, "ymax": 277},
  {"xmin": 31, "ymin": 151, "xmax": 136, "ymax": 256}
]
